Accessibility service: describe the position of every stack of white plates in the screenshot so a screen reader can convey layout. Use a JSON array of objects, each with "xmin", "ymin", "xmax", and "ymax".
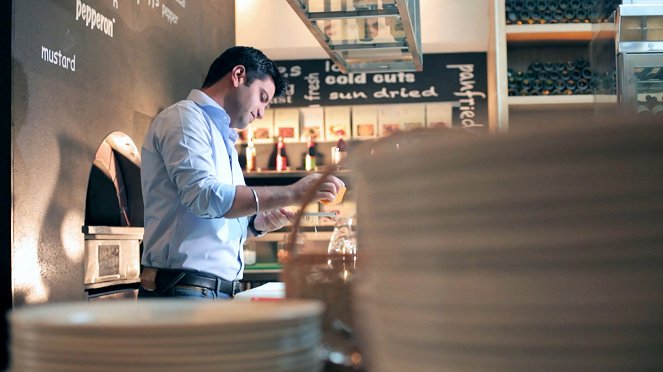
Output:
[
  {"xmin": 353, "ymin": 123, "xmax": 663, "ymax": 371},
  {"xmin": 10, "ymin": 299, "xmax": 323, "ymax": 372}
]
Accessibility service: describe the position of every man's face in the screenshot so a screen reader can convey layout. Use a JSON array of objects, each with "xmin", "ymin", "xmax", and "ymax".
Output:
[{"xmin": 226, "ymin": 73, "xmax": 276, "ymax": 130}]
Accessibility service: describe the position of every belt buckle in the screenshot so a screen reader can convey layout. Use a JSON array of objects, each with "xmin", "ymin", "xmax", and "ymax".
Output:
[{"xmin": 232, "ymin": 281, "xmax": 241, "ymax": 296}]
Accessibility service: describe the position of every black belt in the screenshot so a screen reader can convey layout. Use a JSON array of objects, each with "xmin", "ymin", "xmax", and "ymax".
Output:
[{"xmin": 155, "ymin": 269, "xmax": 241, "ymax": 297}]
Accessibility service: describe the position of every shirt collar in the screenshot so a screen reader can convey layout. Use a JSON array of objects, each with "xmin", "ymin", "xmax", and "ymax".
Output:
[{"xmin": 186, "ymin": 89, "xmax": 239, "ymax": 143}]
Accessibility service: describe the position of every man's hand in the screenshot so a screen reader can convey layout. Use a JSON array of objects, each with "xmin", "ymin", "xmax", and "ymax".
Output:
[
  {"xmin": 253, "ymin": 208, "xmax": 296, "ymax": 233},
  {"xmin": 289, "ymin": 173, "xmax": 345, "ymax": 205}
]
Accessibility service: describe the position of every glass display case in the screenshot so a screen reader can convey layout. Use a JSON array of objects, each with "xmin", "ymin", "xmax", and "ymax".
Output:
[
  {"xmin": 623, "ymin": 59, "xmax": 663, "ymax": 117},
  {"xmin": 285, "ymin": 0, "xmax": 422, "ymax": 73},
  {"xmin": 616, "ymin": 3, "xmax": 663, "ymax": 118}
]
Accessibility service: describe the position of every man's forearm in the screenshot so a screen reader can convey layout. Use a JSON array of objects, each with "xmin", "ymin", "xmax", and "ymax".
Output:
[{"xmin": 224, "ymin": 185, "xmax": 297, "ymax": 218}]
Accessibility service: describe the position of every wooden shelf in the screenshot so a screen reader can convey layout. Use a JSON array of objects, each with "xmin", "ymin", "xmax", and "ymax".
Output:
[
  {"xmin": 506, "ymin": 23, "xmax": 595, "ymax": 43},
  {"xmin": 508, "ymin": 94, "xmax": 596, "ymax": 110}
]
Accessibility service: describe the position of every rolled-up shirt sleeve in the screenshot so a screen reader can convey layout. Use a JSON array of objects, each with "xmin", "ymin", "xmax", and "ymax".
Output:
[{"xmin": 153, "ymin": 104, "xmax": 235, "ymax": 218}]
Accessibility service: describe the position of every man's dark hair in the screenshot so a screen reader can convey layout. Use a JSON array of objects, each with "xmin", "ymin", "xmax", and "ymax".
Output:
[{"xmin": 201, "ymin": 46, "xmax": 288, "ymax": 97}]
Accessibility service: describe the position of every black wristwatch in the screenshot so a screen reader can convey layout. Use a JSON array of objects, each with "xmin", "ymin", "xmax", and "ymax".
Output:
[{"xmin": 248, "ymin": 214, "xmax": 266, "ymax": 237}]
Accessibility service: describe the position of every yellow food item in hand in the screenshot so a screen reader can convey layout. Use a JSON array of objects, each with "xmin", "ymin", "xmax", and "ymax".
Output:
[{"xmin": 321, "ymin": 186, "xmax": 346, "ymax": 205}]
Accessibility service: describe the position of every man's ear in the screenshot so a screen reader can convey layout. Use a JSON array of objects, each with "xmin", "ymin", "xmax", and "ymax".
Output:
[{"xmin": 231, "ymin": 65, "xmax": 246, "ymax": 87}]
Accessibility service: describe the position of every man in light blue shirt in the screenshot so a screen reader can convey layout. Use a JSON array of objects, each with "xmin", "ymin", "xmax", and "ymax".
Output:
[{"xmin": 139, "ymin": 47, "xmax": 344, "ymax": 299}]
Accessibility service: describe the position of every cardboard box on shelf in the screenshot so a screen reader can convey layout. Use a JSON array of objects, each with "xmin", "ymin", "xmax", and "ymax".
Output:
[
  {"xmin": 300, "ymin": 106, "xmax": 325, "ymax": 142},
  {"xmin": 274, "ymin": 108, "xmax": 300, "ymax": 143},
  {"xmin": 378, "ymin": 105, "xmax": 402, "ymax": 137},
  {"xmin": 352, "ymin": 106, "xmax": 378, "ymax": 139},
  {"xmin": 325, "ymin": 106, "xmax": 351, "ymax": 142},
  {"xmin": 252, "ymin": 109, "xmax": 274, "ymax": 143},
  {"xmin": 401, "ymin": 103, "xmax": 426, "ymax": 131},
  {"xmin": 426, "ymin": 102, "xmax": 455, "ymax": 128}
]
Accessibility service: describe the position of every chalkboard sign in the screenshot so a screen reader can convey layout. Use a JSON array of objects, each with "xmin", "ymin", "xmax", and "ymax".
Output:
[
  {"xmin": 12, "ymin": 0, "xmax": 230, "ymax": 118},
  {"xmin": 271, "ymin": 53, "xmax": 488, "ymax": 130}
]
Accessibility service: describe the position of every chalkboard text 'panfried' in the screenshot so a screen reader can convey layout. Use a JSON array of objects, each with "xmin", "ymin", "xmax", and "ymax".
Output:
[
  {"xmin": 76, "ymin": 0, "xmax": 115, "ymax": 38},
  {"xmin": 447, "ymin": 64, "xmax": 486, "ymax": 128}
]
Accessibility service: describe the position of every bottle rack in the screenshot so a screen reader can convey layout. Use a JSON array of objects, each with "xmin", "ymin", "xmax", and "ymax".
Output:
[
  {"xmin": 507, "ymin": 57, "xmax": 595, "ymax": 97},
  {"xmin": 505, "ymin": 0, "xmax": 621, "ymax": 26},
  {"xmin": 489, "ymin": 0, "xmax": 618, "ymax": 132}
]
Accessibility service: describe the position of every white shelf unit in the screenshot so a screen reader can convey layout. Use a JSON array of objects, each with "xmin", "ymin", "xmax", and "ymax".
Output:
[
  {"xmin": 489, "ymin": 1, "xmax": 610, "ymax": 131},
  {"xmin": 508, "ymin": 94, "xmax": 596, "ymax": 110},
  {"xmin": 506, "ymin": 23, "xmax": 594, "ymax": 42}
]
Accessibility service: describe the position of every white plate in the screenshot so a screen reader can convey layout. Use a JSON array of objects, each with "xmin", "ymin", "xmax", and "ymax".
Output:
[
  {"xmin": 10, "ymin": 299, "xmax": 323, "ymax": 332},
  {"xmin": 12, "ymin": 328, "xmax": 321, "ymax": 358}
]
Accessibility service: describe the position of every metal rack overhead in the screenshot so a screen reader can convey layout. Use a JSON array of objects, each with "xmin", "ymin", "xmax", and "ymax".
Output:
[{"xmin": 285, "ymin": 0, "xmax": 422, "ymax": 74}]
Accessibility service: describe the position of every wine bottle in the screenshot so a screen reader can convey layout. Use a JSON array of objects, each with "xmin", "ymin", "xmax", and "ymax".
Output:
[
  {"xmin": 549, "ymin": 71, "xmax": 561, "ymax": 82},
  {"xmin": 246, "ymin": 137, "xmax": 256, "ymax": 172},
  {"xmin": 520, "ymin": 78, "xmax": 533, "ymax": 91},
  {"xmin": 507, "ymin": 68, "xmax": 516, "ymax": 79},
  {"xmin": 513, "ymin": 0, "xmax": 524, "ymax": 11},
  {"xmin": 507, "ymin": 11, "xmax": 518, "ymax": 24},
  {"xmin": 276, "ymin": 136, "xmax": 288, "ymax": 172},
  {"xmin": 565, "ymin": 79, "xmax": 577, "ymax": 93},
  {"xmin": 543, "ymin": 79, "xmax": 555, "ymax": 91},
  {"xmin": 552, "ymin": 9, "xmax": 564, "ymax": 23},
  {"xmin": 576, "ymin": 78, "xmax": 590, "ymax": 94},
  {"xmin": 536, "ymin": 0, "xmax": 547, "ymax": 11},
  {"xmin": 304, "ymin": 136, "xmax": 317, "ymax": 171},
  {"xmin": 542, "ymin": 9, "xmax": 554, "ymax": 23},
  {"xmin": 563, "ymin": 9, "xmax": 576, "ymax": 23},
  {"xmin": 529, "ymin": 61, "xmax": 543, "ymax": 73},
  {"xmin": 519, "ymin": 10, "xmax": 533, "ymax": 24},
  {"xmin": 581, "ymin": 67, "xmax": 592, "ymax": 79},
  {"xmin": 532, "ymin": 79, "xmax": 544, "ymax": 93},
  {"xmin": 531, "ymin": 10, "xmax": 542, "ymax": 23},
  {"xmin": 575, "ymin": 57, "xmax": 589, "ymax": 69},
  {"xmin": 565, "ymin": 60, "xmax": 575, "ymax": 71},
  {"xmin": 332, "ymin": 137, "xmax": 347, "ymax": 169}
]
